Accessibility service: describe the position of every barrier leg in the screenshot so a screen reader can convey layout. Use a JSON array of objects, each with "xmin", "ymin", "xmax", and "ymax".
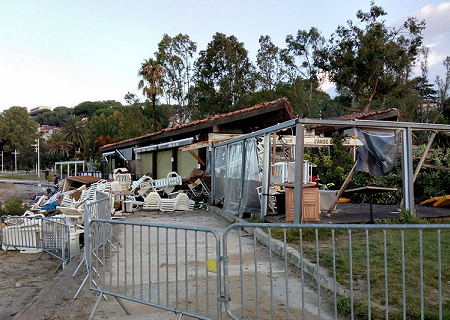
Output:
[
  {"xmin": 72, "ymin": 254, "xmax": 85, "ymax": 277},
  {"xmin": 74, "ymin": 274, "xmax": 88, "ymax": 299},
  {"xmin": 37, "ymin": 251, "xmax": 44, "ymax": 260},
  {"xmin": 54, "ymin": 261, "xmax": 63, "ymax": 273},
  {"xmin": 115, "ymin": 297, "xmax": 131, "ymax": 315},
  {"xmin": 88, "ymin": 292, "xmax": 103, "ymax": 320}
]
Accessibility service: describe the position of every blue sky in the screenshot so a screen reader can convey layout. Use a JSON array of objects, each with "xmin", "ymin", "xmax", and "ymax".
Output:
[{"xmin": 1, "ymin": 0, "xmax": 449, "ymax": 111}]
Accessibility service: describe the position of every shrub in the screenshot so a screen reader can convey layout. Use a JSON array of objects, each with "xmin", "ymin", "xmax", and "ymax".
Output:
[{"xmin": 2, "ymin": 197, "xmax": 28, "ymax": 216}]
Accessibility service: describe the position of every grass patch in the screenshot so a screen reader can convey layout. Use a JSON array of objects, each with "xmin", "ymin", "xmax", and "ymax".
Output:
[
  {"xmin": 0, "ymin": 174, "xmax": 41, "ymax": 180},
  {"xmin": 267, "ymin": 223, "xmax": 450, "ymax": 319}
]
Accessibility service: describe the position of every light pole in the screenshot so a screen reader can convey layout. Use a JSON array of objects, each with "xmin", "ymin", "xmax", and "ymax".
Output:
[
  {"xmin": 1, "ymin": 151, "xmax": 3, "ymax": 173},
  {"xmin": 12, "ymin": 149, "xmax": 19, "ymax": 174},
  {"xmin": 31, "ymin": 139, "xmax": 40, "ymax": 179}
]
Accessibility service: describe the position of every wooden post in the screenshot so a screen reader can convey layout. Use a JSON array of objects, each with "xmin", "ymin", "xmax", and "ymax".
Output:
[
  {"xmin": 327, "ymin": 163, "xmax": 357, "ymax": 215},
  {"xmin": 188, "ymin": 150, "xmax": 206, "ymax": 167}
]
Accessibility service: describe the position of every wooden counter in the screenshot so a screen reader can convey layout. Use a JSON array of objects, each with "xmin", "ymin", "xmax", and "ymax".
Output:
[{"xmin": 280, "ymin": 184, "xmax": 320, "ymax": 222}]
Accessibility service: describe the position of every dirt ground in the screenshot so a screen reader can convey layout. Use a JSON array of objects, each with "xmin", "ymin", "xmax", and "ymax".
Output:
[
  {"xmin": 1, "ymin": 210, "xmax": 337, "ymax": 320},
  {"xmin": 0, "ymin": 181, "xmax": 337, "ymax": 320},
  {"xmin": 0, "ymin": 251, "xmax": 64, "ymax": 320}
]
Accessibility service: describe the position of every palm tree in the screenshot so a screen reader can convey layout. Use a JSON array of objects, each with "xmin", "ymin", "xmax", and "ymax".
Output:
[
  {"xmin": 46, "ymin": 132, "xmax": 73, "ymax": 157},
  {"xmin": 61, "ymin": 115, "xmax": 86, "ymax": 153},
  {"xmin": 138, "ymin": 58, "xmax": 165, "ymax": 132}
]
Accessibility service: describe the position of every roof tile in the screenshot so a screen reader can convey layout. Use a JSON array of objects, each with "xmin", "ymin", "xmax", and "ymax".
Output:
[{"xmin": 101, "ymin": 98, "xmax": 293, "ymax": 149}]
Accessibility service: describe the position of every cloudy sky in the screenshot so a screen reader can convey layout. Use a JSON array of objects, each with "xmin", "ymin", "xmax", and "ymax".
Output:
[{"xmin": 1, "ymin": 0, "xmax": 449, "ymax": 112}]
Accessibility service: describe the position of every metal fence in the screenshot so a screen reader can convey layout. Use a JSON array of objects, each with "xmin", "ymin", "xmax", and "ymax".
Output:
[
  {"xmin": 1, "ymin": 215, "xmax": 43, "ymax": 251},
  {"xmin": 223, "ymin": 223, "xmax": 450, "ymax": 320},
  {"xmin": 87, "ymin": 218, "xmax": 222, "ymax": 320},
  {"xmin": 85, "ymin": 220, "xmax": 450, "ymax": 320},
  {"xmin": 1, "ymin": 215, "xmax": 70, "ymax": 271},
  {"xmin": 40, "ymin": 217, "xmax": 71, "ymax": 271},
  {"xmin": 73, "ymin": 192, "xmax": 112, "ymax": 299}
]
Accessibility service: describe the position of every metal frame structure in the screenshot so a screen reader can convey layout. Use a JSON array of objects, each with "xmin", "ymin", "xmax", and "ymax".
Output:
[
  {"xmin": 212, "ymin": 117, "xmax": 450, "ymax": 223},
  {"xmin": 54, "ymin": 160, "xmax": 86, "ymax": 178}
]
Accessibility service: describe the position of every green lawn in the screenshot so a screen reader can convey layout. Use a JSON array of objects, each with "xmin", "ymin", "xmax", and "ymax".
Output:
[
  {"xmin": 269, "ymin": 225, "xmax": 450, "ymax": 319},
  {"xmin": 0, "ymin": 174, "xmax": 43, "ymax": 181}
]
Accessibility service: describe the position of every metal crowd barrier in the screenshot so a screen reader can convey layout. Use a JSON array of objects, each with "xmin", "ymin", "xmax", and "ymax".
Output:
[
  {"xmin": 73, "ymin": 191, "xmax": 113, "ymax": 299},
  {"xmin": 222, "ymin": 223, "xmax": 450, "ymax": 320},
  {"xmin": 83, "ymin": 218, "xmax": 450, "ymax": 320},
  {"xmin": 1, "ymin": 215, "xmax": 70, "ymax": 272},
  {"xmin": 1, "ymin": 215, "xmax": 44, "ymax": 251},
  {"xmin": 87, "ymin": 219, "xmax": 222, "ymax": 320},
  {"xmin": 39, "ymin": 217, "xmax": 71, "ymax": 271}
]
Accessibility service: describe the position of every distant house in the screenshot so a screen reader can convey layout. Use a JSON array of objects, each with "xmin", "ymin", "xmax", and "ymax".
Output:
[
  {"xmin": 100, "ymin": 98, "xmax": 295, "ymax": 179},
  {"xmin": 29, "ymin": 106, "xmax": 51, "ymax": 114},
  {"xmin": 38, "ymin": 125, "xmax": 60, "ymax": 140}
]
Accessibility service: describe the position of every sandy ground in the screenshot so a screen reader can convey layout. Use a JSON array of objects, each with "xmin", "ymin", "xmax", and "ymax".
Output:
[
  {"xmin": 0, "ymin": 251, "xmax": 63, "ymax": 320},
  {"xmin": 0, "ymin": 182, "xmax": 338, "ymax": 320}
]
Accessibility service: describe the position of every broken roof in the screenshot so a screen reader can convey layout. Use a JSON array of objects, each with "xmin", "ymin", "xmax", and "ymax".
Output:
[
  {"xmin": 100, "ymin": 98, "xmax": 294, "ymax": 152},
  {"xmin": 313, "ymin": 108, "xmax": 400, "ymax": 134}
]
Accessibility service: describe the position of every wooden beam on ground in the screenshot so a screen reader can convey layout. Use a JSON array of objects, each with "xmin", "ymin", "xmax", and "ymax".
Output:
[
  {"xmin": 188, "ymin": 150, "xmax": 206, "ymax": 167},
  {"xmin": 327, "ymin": 163, "xmax": 357, "ymax": 215},
  {"xmin": 413, "ymin": 132, "xmax": 437, "ymax": 181}
]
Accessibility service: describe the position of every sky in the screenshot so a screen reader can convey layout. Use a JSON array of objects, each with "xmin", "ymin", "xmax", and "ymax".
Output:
[{"xmin": 1, "ymin": 0, "xmax": 449, "ymax": 112}]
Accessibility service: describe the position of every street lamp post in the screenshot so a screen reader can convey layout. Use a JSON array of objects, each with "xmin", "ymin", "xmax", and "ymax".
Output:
[{"xmin": 31, "ymin": 139, "xmax": 40, "ymax": 179}]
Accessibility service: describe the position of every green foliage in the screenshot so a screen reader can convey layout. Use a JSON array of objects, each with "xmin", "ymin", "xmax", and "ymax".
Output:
[
  {"xmin": 0, "ymin": 106, "xmax": 39, "ymax": 169},
  {"xmin": 61, "ymin": 115, "xmax": 87, "ymax": 153},
  {"xmin": 256, "ymin": 35, "xmax": 284, "ymax": 91},
  {"xmin": 414, "ymin": 146, "xmax": 450, "ymax": 203},
  {"xmin": 399, "ymin": 208, "xmax": 423, "ymax": 224},
  {"xmin": 321, "ymin": 2, "xmax": 425, "ymax": 112},
  {"xmin": 193, "ymin": 32, "xmax": 255, "ymax": 118},
  {"xmin": 138, "ymin": 58, "xmax": 166, "ymax": 132},
  {"xmin": 2, "ymin": 197, "xmax": 28, "ymax": 216},
  {"xmin": 155, "ymin": 33, "xmax": 197, "ymax": 121},
  {"xmin": 307, "ymin": 131, "xmax": 354, "ymax": 189},
  {"xmin": 31, "ymin": 107, "xmax": 73, "ymax": 126}
]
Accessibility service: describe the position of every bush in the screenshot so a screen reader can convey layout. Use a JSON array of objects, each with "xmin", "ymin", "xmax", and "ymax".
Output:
[{"xmin": 2, "ymin": 197, "xmax": 28, "ymax": 216}]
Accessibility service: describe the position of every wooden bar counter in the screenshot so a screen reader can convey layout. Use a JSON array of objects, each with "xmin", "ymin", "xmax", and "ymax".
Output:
[{"xmin": 273, "ymin": 183, "xmax": 320, "ymax": 222}]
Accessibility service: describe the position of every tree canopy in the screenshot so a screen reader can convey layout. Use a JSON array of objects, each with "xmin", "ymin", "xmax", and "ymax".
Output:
[
  {"xmin": 322, "ymin": 3, "xmax": 425, "ymax": 112},
  {"xmin": 193, "ymin": 32, "xmax": 255, "ymax": 117}
]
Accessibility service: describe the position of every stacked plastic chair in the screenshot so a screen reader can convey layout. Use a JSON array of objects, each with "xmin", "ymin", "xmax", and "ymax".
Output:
[
  {"xmin": 174, "ymin": 193, "xmax": 195, "ymax": 211},
  {"xmin": 143, "ymin": 192, "xmax": 162, "ymax": 210}
]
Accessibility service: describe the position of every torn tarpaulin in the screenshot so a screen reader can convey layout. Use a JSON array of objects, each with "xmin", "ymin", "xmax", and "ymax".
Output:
[{"xmin": 355, "ymin": 129, "xmax": 401, "ymax": 177}]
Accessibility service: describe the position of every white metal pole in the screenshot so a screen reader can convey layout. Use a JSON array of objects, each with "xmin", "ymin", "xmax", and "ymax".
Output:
[
  {"xmin": 14, "ymin": 149, "xmax": 18, "ymax": 174},
  {"xmin": 293, "ymin": 123, "xmax": 304, "ymax": 224},
  {"xmin": 402, "ymin": 128, "xmax": 415, "ymax": 214},
  {"xmin": 37, "ymin": 139, "xmax": 40, "ymax": 179},
  {"xmin": 1, "ymin": 151, "xmax": 3, "ymax": 173},
  {"xmin": 260, "ymin": 133, "xmax": 271, "ymax": 222}
]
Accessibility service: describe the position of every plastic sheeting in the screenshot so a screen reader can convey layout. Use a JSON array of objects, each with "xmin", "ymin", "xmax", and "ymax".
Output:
[
  {"xmin": 355, "ymin": 129, "xmax": 401, "ymax": 176},
  {"xmin": 213, "ymin": 146, "xmax": 227, "ymax": 205},
  {"xmin": 238, "ymin": 139, "xmax": 261, "ymax": 216},
  {"xmin": 215, "ymin": 139, "xmax": 261, "ymax": 216},
  {"xmin": 223, "ymin": 142, "xmax": 243, "ymax": 214}
]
